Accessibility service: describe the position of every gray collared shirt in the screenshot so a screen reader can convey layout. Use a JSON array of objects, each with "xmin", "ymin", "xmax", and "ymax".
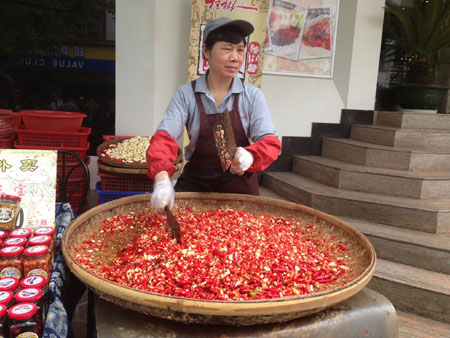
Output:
[{"xmin": 157, "ymin": 74, "xmax": 278, "ymax": 160}]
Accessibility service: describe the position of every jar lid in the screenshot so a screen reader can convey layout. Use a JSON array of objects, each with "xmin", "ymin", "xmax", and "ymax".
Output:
[
  {"xmin": 3, "ymin": 237, "xmax": 27, "ymax": 247},
  {"xmin": 0, "ymin": 231, "xmax": 7, "ymax": 240},
  {"xmin": 10, "ymin": 228, "xmax": 32, "ymax": 238},
  {"xmin": 28, "ymin": 235, "xmax": 52, "ymax": 246},
  {"xmin": 24, "ymin": 245, "xmax": 49, "ymax": 257},
  {"xmin": 20, "ymin": 275, "xmax": 47, "ymax": 289},
  {"xmin": 8, "ymin": 303, "xmax": 37, "ymax": 320},
  {"xmin": 15, "ymin": 288, "xmax": 42, "ymax": 303},
  {"xmin": 0, "ymin": 194, "xmax": 21, "ymax": 201},
  {"xmin": 0, "ymin": 291, "xmax": 13, "ymax": 305},
  {"xmin": 0, "ymin": 277, "xmax": 19, "ymax": 291},
  {"xmin": 0, "ymin": 246, "xmax": 24, "ymax": 257},
  {"xmin": 0, "ymin": 304, "xmax": 5, "ymax": 317},
  {"xmin": 33, "ymin": 227, "xmax": 55, "ymax": 236}
]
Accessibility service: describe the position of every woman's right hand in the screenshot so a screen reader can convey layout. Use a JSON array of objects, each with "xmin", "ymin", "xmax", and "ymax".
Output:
[{"xmin": 151, "ymin": 171, "xmax": 174, "ymax": 212}]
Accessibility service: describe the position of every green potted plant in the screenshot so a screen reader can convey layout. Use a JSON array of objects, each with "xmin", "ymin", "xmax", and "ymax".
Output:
[{"xmin": 384, "ymin": 0, "xmax": 450, "ymax": 111}]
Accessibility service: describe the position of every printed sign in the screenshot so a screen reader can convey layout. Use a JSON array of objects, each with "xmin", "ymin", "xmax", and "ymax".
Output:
[
  {"xmin": 0, "ymin": 149, "xmax": 57, "ymax": 229},
  {"xmin": 188, "ymin": 0, "xmax": 270, "ymax": 87}
]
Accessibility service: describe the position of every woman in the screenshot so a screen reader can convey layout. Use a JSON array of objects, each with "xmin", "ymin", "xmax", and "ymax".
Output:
[{"xmin": 147, "ymin": 17, "xmax": 281, "ymax": 212}]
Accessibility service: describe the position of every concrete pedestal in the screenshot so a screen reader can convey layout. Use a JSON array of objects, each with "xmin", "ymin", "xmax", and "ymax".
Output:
[{"xmin": 93, "ymin": 288, "xmax": 397, "ymax": 337}]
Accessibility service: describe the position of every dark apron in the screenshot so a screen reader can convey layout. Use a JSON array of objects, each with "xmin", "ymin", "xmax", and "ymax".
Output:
[{"xmin": 174, "ymin": 80, "xmax": 259, "ymax": 195}]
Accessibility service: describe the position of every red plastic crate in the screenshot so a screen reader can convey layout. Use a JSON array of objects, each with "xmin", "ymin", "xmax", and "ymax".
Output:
[
  {"xmin": 56, "ymin": 177, "xmax": 88, "ymax": 196},
  {"xmin": 0, "ymin": 110, "xmax": 22, "ymax": 138},
  {"xmin": 57, "ymin": 157, "xmax": 90, "ymax": 180},
  {"xmin": 13, "ymin": 141, "xmax": 89, "ymax": 163},
  {"xmin": 0, "ymin": 135, "xmax": 15, "ymax": 149},
  {"xmin": 57, "ymin": 190, "xmax": 89, "ymax": 213},
  {"xmin": 16, "ymin": 125, "xmax": 91, "ymax": 148},
  {"xmin": 98, "ymin": 169, "xmax": 153, "ymax": 192},
  {"xmin": 20, "ymin": 110, "xmax": 86, "ymax": 132}
]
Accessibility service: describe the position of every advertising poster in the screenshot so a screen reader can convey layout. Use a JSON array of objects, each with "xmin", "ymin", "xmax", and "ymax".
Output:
[
  {"xmin": 188, "ymin": 0, "xmax": 270, "ymax": 87},
  {"xmin": 0, "ymin": 149, "xmax": 57, "ymax": 230},
  {"xmin": 263, "ymin": 0, "xmax": 339, "ymax": 78}
]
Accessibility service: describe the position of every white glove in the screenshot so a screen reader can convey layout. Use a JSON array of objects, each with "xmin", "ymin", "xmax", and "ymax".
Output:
[
  {"xmin": 151, "ymin": 177, "xmax": 175, "ymax": 212},
  {"xmin": 230, "ymin": 147, "xmax": 254, "ymax": 176}
]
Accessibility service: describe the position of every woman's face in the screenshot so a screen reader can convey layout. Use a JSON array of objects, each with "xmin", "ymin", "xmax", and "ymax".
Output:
[{"xmin": 203, "ymin": 41, "xmax": 245, "ymax": 80}]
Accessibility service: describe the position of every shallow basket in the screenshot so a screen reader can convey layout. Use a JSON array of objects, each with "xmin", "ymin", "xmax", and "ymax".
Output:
[{"xmin": 62, "ymin": 193, "xmax": 376, "ymax": 326}]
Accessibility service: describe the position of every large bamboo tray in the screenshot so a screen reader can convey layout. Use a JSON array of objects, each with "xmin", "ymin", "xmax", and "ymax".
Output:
[{"xmin": 62, "ymin": 193, "xmax": 376, "ymax": 326}]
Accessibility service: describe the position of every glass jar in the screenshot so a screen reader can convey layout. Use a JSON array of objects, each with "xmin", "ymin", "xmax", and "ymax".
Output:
[
  {"xmin": 0, "ymin": 304, "xmax": 6, "ymax": 338},
  {"xmin": 27, "ymin": 236, "xmax": 54, "ymax": 255},
  {"xmin": 0, "ymin": 277, "xmax": 20, "ymax": 294},
  {"xmin": 23, "ymin": 246, "xmax": 51, "ymax": 280},
  {"xmin": 14, "ymin": 288, "xmax": 45, "ymax": 326},
  {"xmin": 9, "ymin": 228, "xmax": 32, "ymax": 239},
  {"xmin": 3, "ymin": 237, "xmax": 27, "ymax": 248},
  {"xmin": 0, "ymin": 195, "xmax": 22, "ymax": 231},
  {"xmin": 20, "ymin": 275, "xmax": 48, "ymax": 307},
  {"xmin": 8, "ymin": 303, "xmax": 41, "ymax": 338},
  {"xmin": 0, "ymin": 291, "xmax": 13, "ymax": 309},
  {"xmin": 20, "ymin": 276, "xmax": 47, "ymax": 296},
  {"xmin": 0, "ymin": 246, "xmax": 24, "ymax": 279}
]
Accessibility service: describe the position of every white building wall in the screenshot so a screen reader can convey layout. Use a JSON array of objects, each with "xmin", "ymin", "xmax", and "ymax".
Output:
[{"xmin": 116, "ymin": 0, "xmax": 385, "ymax": 139}]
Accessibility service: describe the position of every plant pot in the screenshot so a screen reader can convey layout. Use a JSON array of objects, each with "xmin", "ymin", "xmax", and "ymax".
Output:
[{"xmin": 395, "ymin": 84, "xmax": 449, "ymax": 111}]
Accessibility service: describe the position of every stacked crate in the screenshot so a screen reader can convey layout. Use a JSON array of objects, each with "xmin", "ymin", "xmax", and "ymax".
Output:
[
  {"xmin": 0, "ymin": 110, "xmax": 22, "ymax": 148},
  {"xmin": 96, "ymin": 135, "xmax": 153, "ymax": 204},
  {"xmin": 13, "ymin": 110, "xmax": 91, "ymax": 212}
]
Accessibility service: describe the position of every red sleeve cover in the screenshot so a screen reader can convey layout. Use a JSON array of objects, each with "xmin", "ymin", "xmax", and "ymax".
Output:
[
  {"xmin": 244, "ymin": 135, "xmax": 281, "ymax": 172},
  {"xmin": 146, "ymin": 130, "xmax": 179, "ymax": 181}
]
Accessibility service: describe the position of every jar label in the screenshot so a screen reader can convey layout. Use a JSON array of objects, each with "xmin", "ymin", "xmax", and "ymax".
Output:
[
  {"xmin": 18, "ymin": 288, "xmax": 39, "ymax": 299},
  {"xmin": 11, "ymin": 303, "xmax": 33, "ymax": 314},
  {"xmin": 0, "ymin": 291, "xmax": 10, "ymax": 301},
  {"xmin": 5, "ymin": 238, "xmax": 24, "ymax": 246},
  {"xmin": 17, "ymin": 333, "xmax": 39, "ymax": 338},
  {"xmin": 11, "ymin": 229, "xmax": 29, "ymax": 236},
  {"xmin": 0, "ymin": 267, "xmax": 20, "ymax": 279},
  {"xmin": 0, "ymin": 208, "xmax": 14, "ymax": 224},
  {"xmin": 27, "ymin": 269, "xmax": 48, "ymax": 280},
  {"xmin": 0, "ymin": 278, "xmax": 14, "ymax": 287},
  {"xmin": 22, "ymin": 275, "xmax": 45, "ymax": 286},
  {"xmin": 34, "ymin": 228, "xmax": 53, "ymax": 235}
]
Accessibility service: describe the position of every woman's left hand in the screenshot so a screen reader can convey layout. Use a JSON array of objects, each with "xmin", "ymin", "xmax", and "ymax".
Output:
[{"xmin": 230, "ymin": 147, "xmax": 254, "ymax": 176}]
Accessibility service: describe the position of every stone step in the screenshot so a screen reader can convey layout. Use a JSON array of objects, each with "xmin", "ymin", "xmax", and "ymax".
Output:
[
  {"xmin": 293, "ymin": 156, "xmax": 450, "ymax": 199},
  {"xmin": 350, "ymin": 124, "xmax": 450, "ymax": 148},
  {"xmin": 262, "ymin": 171, "xmax": 450, "ymax": 234},
  {"xmin": 322, "ymin": 137, "xmax": 450, "ymax": 171},
  {"xmin": 396, "ymin": 311, "xmax": 450, "ymax": 338},
  {"xmin": 339, "ymin": 216, "xmax": 450, "ymax": 274},
  {"xmin": 375, "ymin": 110, "xmax": 450, "ymax": 130},
  {"xmin": 369, "ymin": 259, "xmax": 450, "ymax": 324}
]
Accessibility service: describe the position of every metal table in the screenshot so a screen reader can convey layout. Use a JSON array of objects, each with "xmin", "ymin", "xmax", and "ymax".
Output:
[{"xmin": 93, "ymin": 287, "xmax": 397, "ymax": 338}]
